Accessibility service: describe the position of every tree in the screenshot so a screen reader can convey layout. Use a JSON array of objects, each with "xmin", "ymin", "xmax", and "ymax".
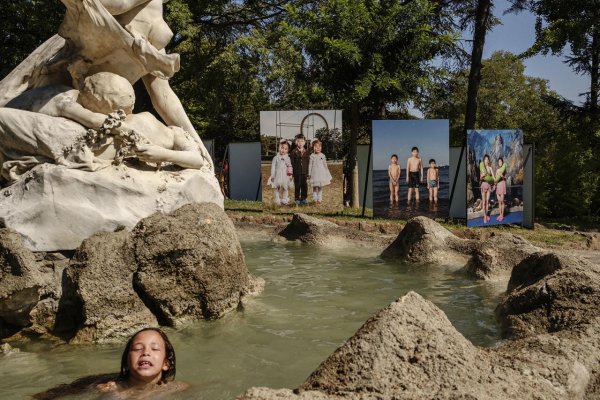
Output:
[
  {"xmin": 423, "ymin": 51, "xmax": 597, "ymax": 217},
  {"xmin": 0, "ymin": 0, "xmax": 64, "ymax": 77},
  {"xmin": 509, "ymin": 0, "xmax": 600, "ymax": 123},
  {"xmin": 272, "ymin": 0, "xmax": 456, "ymax": 207}
]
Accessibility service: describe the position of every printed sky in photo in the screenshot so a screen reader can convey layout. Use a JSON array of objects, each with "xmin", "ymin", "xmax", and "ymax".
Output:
[
  {"xmin": 372, "ymin": 120, "xmax": 449, "ymax": 170},
  {"xmin": 260, "ymin": 110, "xmax": 343, "ymax": 139}
]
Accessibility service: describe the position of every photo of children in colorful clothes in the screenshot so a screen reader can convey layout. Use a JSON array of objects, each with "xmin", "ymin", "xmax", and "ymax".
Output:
[
  {"xmin": 264, "ymin": 133, "xmax": 340, "ymax": 212},
  {"xmin": 467, "ymin": 129, "xmax": 524, "ymax": 227},
  {"xmin": 372, "ymin": 120, "xmax": 450, "ymax": 220}
]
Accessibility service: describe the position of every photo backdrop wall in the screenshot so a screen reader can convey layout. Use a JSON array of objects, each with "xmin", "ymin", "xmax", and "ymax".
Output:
[
  {"xmin": 467, "ymin": 129, "xmax": 524, "ymax": 227},
  {"xmin": 372, "ymin": 120, "xmax": 449, "ymax": 219}
]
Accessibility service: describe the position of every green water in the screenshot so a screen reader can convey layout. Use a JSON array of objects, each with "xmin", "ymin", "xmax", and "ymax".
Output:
[{"xmin": 0, "ymin": 236, "xmax": 504, "ymax": 399}]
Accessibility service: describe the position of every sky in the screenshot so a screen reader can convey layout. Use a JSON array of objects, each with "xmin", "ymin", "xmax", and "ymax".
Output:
[
  {"xmin": 410, "ymin": 0, "xmax": 588, "ymax": 117},
  {"xmin": 372, "ymin": 120, "xmax": 449, "ymax": 170},
  {"xmin": 484, "ymin": 0, "xmax": 587, "ymax": 104},
  {"xmin": 260, "ymin": 110, "xmax": 343, "ymax": 139}
]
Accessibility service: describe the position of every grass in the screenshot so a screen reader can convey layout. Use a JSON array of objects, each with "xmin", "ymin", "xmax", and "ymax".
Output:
[
  {"xmin": 261, "ymin": 162, "xmax": 344, "ymax": 214},
  {"xmin": 224, "ymin": 201, "xmax": 594, "ymax": 250}
]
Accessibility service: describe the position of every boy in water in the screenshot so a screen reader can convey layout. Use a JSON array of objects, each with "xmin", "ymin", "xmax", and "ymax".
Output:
[
  {"xmin": 406, "ymin": 146, "xmax": 423, "ymax": 204},
  {"xmin": 427, "ymin": 158, "xmax": 439, "ymax": 204},
  {"xmin": 290, "ymin": 133, "xmax": 310, "ymax": 205},
  {"xmin": 388, "ymin": 154, "xmax": 401, "ymax": 204}
]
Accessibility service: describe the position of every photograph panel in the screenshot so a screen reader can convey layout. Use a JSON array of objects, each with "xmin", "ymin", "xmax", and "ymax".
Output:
[
  {"xmin": 372, "ymin": 120, "xmax": 450, "ymax": 219},
  {"xmin": 466, "ymin": 129, "xmax": 524, "ymax": 227},
  {"xmin": 261, "ymin": 110, "xmax": 344, "ymax": 213}
]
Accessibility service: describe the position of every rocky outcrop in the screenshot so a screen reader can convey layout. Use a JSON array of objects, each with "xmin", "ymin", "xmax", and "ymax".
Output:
[
  {"xmin": 0, "ymin": 164, "xmax": 223, "ymax": 252},
  {"xmin": 496, "ymin": 252, "xmax": 600, "ymax": 339},
  {"xmin": 132, "ymin": 203, "xmax": 251, "ymax": 325},
  {"xmin": 279, "ymin": 214, "xmax": 339, "ymax": 245},
  {"xmin": 62, "ymin": 230, "xmax": 158, "ymax": 344},
  {"xmin": 381, "ymin": 216, "xmax": 540, "ymax": 280},
  {"xmin": 238, "ymin": 291, "xmax": 600, "ymax": 400},
  {"xmin": 0, "ymin": 203, "xmax": 262, "ymax": 343},
  {"xmin": 0, "ymin": 229, "xmax": 63, "ymax": 338},
  {"xmin": 278, "ymin": 213, "xmax": 392, "ymax": 248}
]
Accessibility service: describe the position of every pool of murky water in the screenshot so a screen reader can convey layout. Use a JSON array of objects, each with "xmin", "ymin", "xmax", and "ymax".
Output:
[{"xmin": 0, "ymin": 236, "xmax": 505, "ymax": 399}]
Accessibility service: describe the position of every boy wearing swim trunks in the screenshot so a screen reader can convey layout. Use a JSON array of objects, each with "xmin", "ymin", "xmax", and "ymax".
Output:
[
  {"xmin": 427, "ymin": 158, "xmax": 439, "ymax": 204},
  {"xmin": 406, "ymin": 147, "xmax": 423, "ymax": 204},
  {"xmin": 388, "ymin": 154, "xmax": 400, "ymax": 204}
]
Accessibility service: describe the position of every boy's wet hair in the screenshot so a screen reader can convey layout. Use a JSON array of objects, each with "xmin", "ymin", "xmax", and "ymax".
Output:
[
  {"xmin": 391, "ymin": 154, "xmax": 398, "ymax": 160},
  {"xmin": 295, "ymin": 133, "xmax": 305, "ymax": 140},
  {"xmin": 411, "ymin": 146, "xmax": 419, "ymax": 152},
  {"xmin": 429, "ymin": 159, "xmax": 436, "ymax": 164},
  {"xmin": 118, "ymin": 328, "xmax": 176, "ymax": 383}
]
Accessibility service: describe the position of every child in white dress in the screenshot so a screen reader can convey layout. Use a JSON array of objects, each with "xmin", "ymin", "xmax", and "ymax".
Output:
[
  {"xmin": 308, "ymin": 139, "xmax": 332, "ymax": 204},
  {"xmin": 268, "ymin": 140, "xmax": 293, "ymax": 205}
]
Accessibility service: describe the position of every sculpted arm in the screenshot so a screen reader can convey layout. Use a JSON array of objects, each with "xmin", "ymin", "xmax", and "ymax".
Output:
[{"xmin": 142, "ymin": 74, "xmax": 213, "ymax": 168}]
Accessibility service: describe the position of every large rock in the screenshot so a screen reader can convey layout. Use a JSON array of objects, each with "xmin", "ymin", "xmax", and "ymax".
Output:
[
  {"xmin": 496, "ymin": 252, "xmax": 600, "ymax": 339},
  {"xmin": 380, "ymin": 216, "xmax": 465, "ymax": 263},
  {"xmin": 381, "ymin": 216, "xmax": 540, "ymax": 280},
  {"xmin": 239, "ymin": 292, "xmax": 600, "ymax": 400},
  {"xmin": 0, "ymin": 163, "xmax": 223, "ymax": 251},
  {"xmin": 0, "ymin": 203, "xmax": 262, "ymax": 343},
  {"xmin": 132, "ymin": 203, "xmax": 254, "ymax": 326},
  {"xmin": 279, "ymin": 214, "xmax": 339, "ymax": 245},
  {"xmin": 278, "ymin": 214, "xmax": 389, "ymax": 248},
  {"xmin": 62, "ymin": 230, "xmax": 158, "ymax": 343},
  {"xmin": 0, "ymin": 229, "xmax": 61, "ymax": 337}
]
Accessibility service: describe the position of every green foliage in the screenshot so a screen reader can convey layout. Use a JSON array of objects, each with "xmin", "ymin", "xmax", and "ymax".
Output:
[
  {"xmin": 422, "ymin": 51, "xmax": 597, "ymax": 217},
  {"xmin": 0, "ymin": 0, "xmax": 64, "ymax": 77}
]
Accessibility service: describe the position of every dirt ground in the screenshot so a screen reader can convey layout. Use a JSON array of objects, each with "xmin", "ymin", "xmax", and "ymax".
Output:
[{"xmin": 261, "ymin": 162, "xmax": 344, "ymax": 214}]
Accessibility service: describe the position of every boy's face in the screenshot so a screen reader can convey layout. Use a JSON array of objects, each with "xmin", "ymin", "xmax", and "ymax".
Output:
[
  {"xmin": 296, "ymin": 138, "xmax": 305, "ymax": 148},
  {"xmin": 391, "ymin": 157, "xmax": 397, "ymax": 164},
  {"xmin": 279, "ymin": 144, "xmax": 288, "ymax": 154},
  {"xmin": 412, "ymin": 150, "xmax": 418, "ymax": 157},
  {"xmin": 430, "ymin": 162, "xmax": 435, "ymax": 168}
]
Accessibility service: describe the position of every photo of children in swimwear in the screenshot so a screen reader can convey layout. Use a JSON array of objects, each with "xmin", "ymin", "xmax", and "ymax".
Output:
[
  {"xmin": 467, "ymin": 129, "xmax": 524, "ymax": 227},
  {"xmin": 260, "ymin": 110, "xmax": 344, "ymax": 213},
  {"xmin": 372, "ymin": 120, "xmax": 449, "ymax": 220}
]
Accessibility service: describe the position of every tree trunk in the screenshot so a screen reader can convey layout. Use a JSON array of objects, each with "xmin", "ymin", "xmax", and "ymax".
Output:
[
  {"xmin": 590, "ymin": 25, "xmax": 599, "ymax": 122},
  {"xmin": 348, "ymin": 102, "xmax": 360, "ymax": 209},
  {"xmin": 464, "ymin": 0, "xmax": 492, "ymax": 131}
]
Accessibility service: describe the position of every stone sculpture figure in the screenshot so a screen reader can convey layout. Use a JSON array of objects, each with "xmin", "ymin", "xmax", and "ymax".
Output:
[
  {"xmin": 0, "ymin": 0, "xmax": 223, "ymax": 251},
  {"xmin": 0, "ymin": 0, "xmax": 211, "ymax": 168}
]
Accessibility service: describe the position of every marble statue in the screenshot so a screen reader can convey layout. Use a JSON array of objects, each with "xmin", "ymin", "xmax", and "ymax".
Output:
[{"xmin": 0, "ymin": 0, "xmax": 223, "ymax": 251}]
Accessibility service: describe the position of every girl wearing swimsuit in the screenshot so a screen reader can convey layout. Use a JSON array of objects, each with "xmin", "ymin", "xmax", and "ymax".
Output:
[
  {"xmin": 479, "ymin": 154, "xmax": 495, "ymax": 224},
  {"xmin": 495, "ymin": 158, "xmax": 507, "ymax": 222}
]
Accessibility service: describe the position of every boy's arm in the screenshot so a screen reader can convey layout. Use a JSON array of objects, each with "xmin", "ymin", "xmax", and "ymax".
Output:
[
  {"xmin": 420, "ymin": 160, "xmax": 424, "ymax": 182},
  {"xmin": 406, "ymin": 160, "xmax": 410, "ymax": 182},
  {"xmin": 388, "ymin": 165, "xmax": 392, "ymax": 179}
]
